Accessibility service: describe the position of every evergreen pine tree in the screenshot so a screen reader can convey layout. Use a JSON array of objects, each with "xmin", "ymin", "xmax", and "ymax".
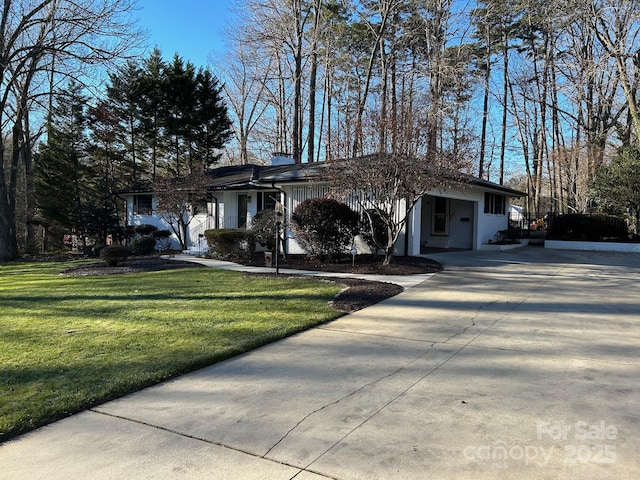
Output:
[
  {"xmin": 35, "ymin": 82, "xmax": 93, "ymax": 248},
  {"xmin": 193, "ymin": 68, "xmax": 233, "ymax": 170}
]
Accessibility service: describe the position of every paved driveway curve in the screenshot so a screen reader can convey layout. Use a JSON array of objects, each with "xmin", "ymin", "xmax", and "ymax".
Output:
[{"xmin": 1, "ymin": 247, "xmax": 639, "ymax": 479}]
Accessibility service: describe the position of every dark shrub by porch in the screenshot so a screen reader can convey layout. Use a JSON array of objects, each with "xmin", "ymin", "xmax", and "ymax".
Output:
[
  {"xmin": 250, "ymin": 210, "xmax": 281, "ymax": 251},
  {"xmin": 205, "ymin": 229, "xmax": 255, "ymax": 257},
  {"xmin": 291, "ymin": 198, "xmax": 359, "ymax": 262}
]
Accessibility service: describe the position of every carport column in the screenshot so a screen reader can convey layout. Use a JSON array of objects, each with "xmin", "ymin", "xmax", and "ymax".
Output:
[
  {"xmin": 473, "ymin": 200, "xmax": 480, "ymax": 250},
  {"xmin": 408, "ymin": 197, "xmax": 422, "ymax": 256}
]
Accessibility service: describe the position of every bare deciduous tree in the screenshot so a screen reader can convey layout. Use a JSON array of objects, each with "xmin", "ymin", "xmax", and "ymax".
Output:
[
  {"xmin": 328, "ymin": 152, "xmax": 464, "ymax": 265},
  {"xmin": 214, "ymin": 43, "xmax": 272, "ymax": 165},
  {"xmin": 154, "ymin": 170, "xmax": 210, "ymax": 250},
  {"xmin": 0, "ymin": 0, "xmax": 142, "ymax": 261}
]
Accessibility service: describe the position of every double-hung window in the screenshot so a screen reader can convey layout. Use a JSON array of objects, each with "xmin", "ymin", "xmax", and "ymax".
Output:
[
  {"xmin": 432, "ymin": 197, "xmax": 449, "ymax": 235},
  {"xmin": 257, "ymin": 192, "xmax": 278, "ymax": 212},
  {"xmin": 484, "ymin": 193, "xmax": 506, "ymax": 215},
  {"xmin": 133, "ymin": 195, "xmax": 152, "ymax": 215}
]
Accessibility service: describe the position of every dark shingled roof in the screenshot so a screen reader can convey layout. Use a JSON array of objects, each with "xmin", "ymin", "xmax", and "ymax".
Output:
[
  {"xmin": 119, "ymin": 161, "xmax": 525, "ymax": 197},
  {"xmin": 203, "ymin": 162, "xmax": 329, "ymax": 190}
]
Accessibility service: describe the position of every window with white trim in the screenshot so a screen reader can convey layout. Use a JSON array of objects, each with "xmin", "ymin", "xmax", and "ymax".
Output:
[
  {"xmin": 432, "ymin": 197, "xmax": 449, "ymax": 235},
  {"xmin": 257, "ymin": 191, "xmax": 278, "ymax": 212},
  {"xmin": 133, "ymin": 195, "xmax": 152, "ymax": 215},
  {"xmin": 484, "ymin": 193, "xmax": 506, "ymax": 215}
]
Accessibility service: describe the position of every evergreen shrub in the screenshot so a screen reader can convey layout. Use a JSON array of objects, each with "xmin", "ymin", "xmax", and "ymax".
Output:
[
  {"xmin": 152, "ymin": 229, "xmax": 173, "ymax": 250},
  {"xmin": 100, "ymin": 245, "xmax": 130, "ymax": 267},
  {"xmin": 291, "ymin": 198, "xmax": 359, "ymax": 262},
  {"xmin": 134, "ymin": 224, "xmax": 158, "ymax": 236},
  {"xmin": 131, "ymin": 235, "xmax": 157, "ymax": 255},
  {"xmin": 250, "ymin": 210, "xmax": 283, "ymax": 251},
  {"xmin": 205, "ymin": 229, "xmax": 255, "ymax": 257}
]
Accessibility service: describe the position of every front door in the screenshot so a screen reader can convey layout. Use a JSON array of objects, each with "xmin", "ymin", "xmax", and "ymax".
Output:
[{"xmin": 238, "ymin": 194, "xmax": 248, "ymax": 228}]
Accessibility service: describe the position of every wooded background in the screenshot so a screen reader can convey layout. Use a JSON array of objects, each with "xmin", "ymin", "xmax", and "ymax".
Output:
[{"xmin": 2, "ymin": 0, "xmax": 639, "ymax": 259}]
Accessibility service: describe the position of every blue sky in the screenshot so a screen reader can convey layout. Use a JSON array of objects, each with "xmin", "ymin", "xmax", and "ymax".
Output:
[{"xmin": 135, "ymin": 0, "xmax": 234, "ymax": 67}]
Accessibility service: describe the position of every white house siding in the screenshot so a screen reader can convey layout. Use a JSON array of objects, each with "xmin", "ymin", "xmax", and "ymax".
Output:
[
  {"xmin": 478, "ymin": 195, "xmax": 510, "ymax": 246},
  {"xmin": 222, "ymin": 192, "xmax": 238, "ymax": 228},
  {"xmin": 123, "ymin": 194, "xmax": 181, "ymax": 249},
  {"xmin": 479, "ymin": 211, "xmax": 510, "ymax": 245},
  {"xmin": 281, "ymin": 183, "xmax": 408, "ymax": 255},
  {"xmin": 123, "ymin": 193, "xmax": 216, "ymax": 251},
  {"xmin": 289, "ymin": 185, "xmax": 332, "ymax": 209},
  {"xmin": 123, "ymin": 174, "xmax": 518, "ymax": 256},
  {"xmin": 279, "ymin": 182, "xmax": 515, "ymax": 255}
]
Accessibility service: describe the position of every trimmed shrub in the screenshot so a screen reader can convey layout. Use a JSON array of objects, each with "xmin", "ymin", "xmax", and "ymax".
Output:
[
  {"xmin": 204, "ymin": 229, "xmax": 255, "ymax": 257},
  {"xmin": 134, "ymin": 224, "xmax": 158, "ymax": 236},
  {"xmin": 109, "ymin": 225, "xmax": 136, "ymax": 245},
  {"xmin": 100, "ymin": 245, "xmax": 130, "ymax": 267},
  {"xmin": 291, "ymin": 198, "xmax": 359, "ymax": 262},
  {"xmin": 547, "ymin": 214, "xmax": 628, "ymax": 241},
  {"xmin": 89, "ymin": 244, "xmax": 106, "ymax": 258},
  {"xmin": 131, "ymin": 235, "xmax": 157, "ymax": 255},
  {"xmin": 250, "ymin": 209, "xmax": 285, "ymax": 251},
  {"xmin": 152, "ymin": 229, "xmax": 173, "ymax": 251},
  {"xmin": 241, "ymin": 231, "xmax": 256, "ymax": 258}
]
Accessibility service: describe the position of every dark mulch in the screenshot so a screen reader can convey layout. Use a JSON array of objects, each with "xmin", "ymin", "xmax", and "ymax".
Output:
[
  {"xmin": 58, "ymin": 253, "xmax": 441, "ymax": 312},
  {"xmin": 323, "ymin": 277, "xmax": 404, "ymax": 312},
  {"xmin": 59, "ymin": 256, "xmax": 205, "ymax": 277},
  {"xmin": 235, "ymin": 252, "xmax": 442, "ymax": 275}
]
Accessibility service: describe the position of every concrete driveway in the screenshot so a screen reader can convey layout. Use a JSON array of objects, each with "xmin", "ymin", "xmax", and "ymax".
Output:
[{"xmin": 1, "ymin": 247, "xmax": 639, "ymax": 479}]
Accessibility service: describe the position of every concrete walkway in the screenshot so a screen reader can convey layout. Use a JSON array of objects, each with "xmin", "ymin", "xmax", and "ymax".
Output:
[
  {"xmin": 1, "ymin": 247, "xmax": 639, "ymax": 479},
  {"xmin": 167, "ymin": 253, "xmax": 436, "ymax": 290}
]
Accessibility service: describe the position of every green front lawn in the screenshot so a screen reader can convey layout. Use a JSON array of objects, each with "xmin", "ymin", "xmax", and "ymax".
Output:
[{"xmin": 0, "ymin": 261, "xmax": 343, "ymax": 442}]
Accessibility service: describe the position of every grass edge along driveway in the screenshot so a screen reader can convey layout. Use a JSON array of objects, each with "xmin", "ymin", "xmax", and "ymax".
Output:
[{"xmin": 0, "ymin": 261, "xmax": 344, "ymax": 442}]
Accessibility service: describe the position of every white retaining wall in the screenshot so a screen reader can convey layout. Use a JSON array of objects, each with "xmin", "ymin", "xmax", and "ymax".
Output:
[{"xmin": 545, "ymin": 240, "xmax": 640, "ymax": 253}]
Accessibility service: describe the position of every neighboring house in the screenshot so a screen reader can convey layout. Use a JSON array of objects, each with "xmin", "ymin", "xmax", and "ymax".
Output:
[{"xmin": 120, "ymin": 154, "xmax": 526, "ymax": 254}]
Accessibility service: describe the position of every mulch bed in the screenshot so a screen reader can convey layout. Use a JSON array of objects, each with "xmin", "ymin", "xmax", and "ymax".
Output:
[
  {"xmin": 236, "ymin": 252, "xmax": 442, "ymax": 275},
  {"xmin": 60, "ymin": 256, "xmax": 203, "ymax": 277}
]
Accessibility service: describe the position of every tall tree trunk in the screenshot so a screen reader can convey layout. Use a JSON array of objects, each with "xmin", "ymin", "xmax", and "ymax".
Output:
[
  {"xmin": 307, "ymin": 0, "xmax": 321, "ymax": 163},
  {"xmin": 499, "ymin": 28, "xmax": 509, "ymax": 185},
  {"xmin": 325, "ymin": 54, "xmax": 332, "ymax": 160},
  {"xmin": 479, "ymin": 21, "xmax": 491, "ymax": 179},
  {"xmin": 292, "ymin": 40, "xmax": 302, "ymax": 163},
  {"xmin": 378, "ymin": 38, "xmax": 388, "ymax": 152},
  {"xmin": 352, "ymin": 0, "xmax": 392, "ymax": 157},
  {"xmin": 22, "ymin": 114, "xmax": 38, "ymax": 254},
  {"xmin": 307, "ymin": 46, "xmax": 317, "ymax": 163},
  {"xmin": 0, "ymin": 140, "xmax": 19, "ymax": 261},
  {"xmin": 390, "ymin": 47, "xmax": 398, "ymax": 153},
  {"xmin": 425, "ymin": 0, "xmax": 449, "ymax": 164},
  {"xmin": 277, "ymin": 55, "xmax": 288, "ymax": 153},
  {"xmin": 291, "ymin": 0, "xmax": 306, "ymax": 163}
]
